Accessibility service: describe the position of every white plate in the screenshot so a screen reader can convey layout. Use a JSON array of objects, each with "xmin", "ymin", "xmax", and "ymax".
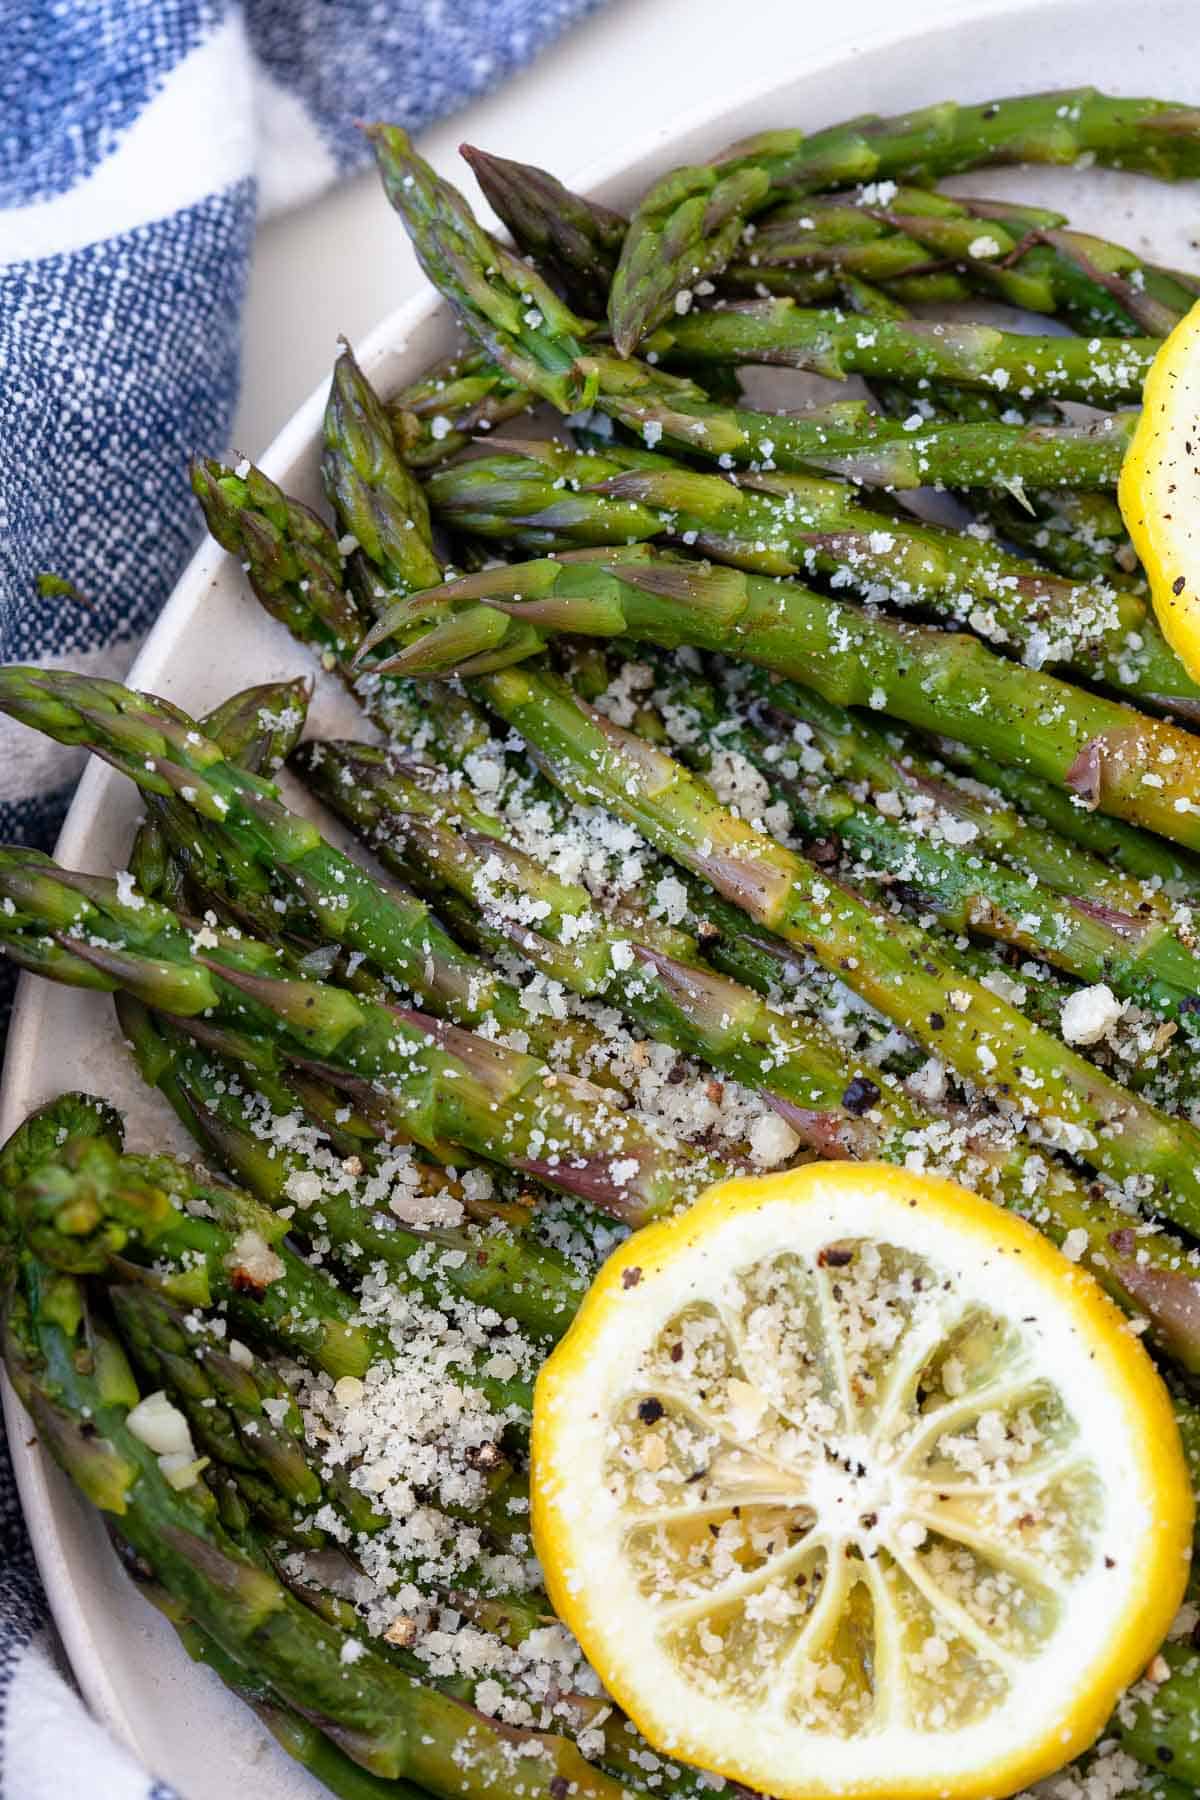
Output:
[{"xmin": 5, "ymin": 3, "xmax": 1200, "ymax": 1790}]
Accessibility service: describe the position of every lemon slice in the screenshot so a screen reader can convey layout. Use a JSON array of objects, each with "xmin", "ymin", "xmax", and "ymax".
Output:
[
  {"xmin": 1120, "ymin": 297, "xmax": 1200, "ymax": 681},
  {"xmin": 532, "ymin": 1163, "xmax": 1192, "ymax": 1800}
]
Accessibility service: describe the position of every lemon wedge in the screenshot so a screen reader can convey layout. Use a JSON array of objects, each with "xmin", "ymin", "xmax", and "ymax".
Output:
[
  {"xmin": 532, "ymin": 1163, "xmax": 1192, "ymax": 1800},
  {"xmin": 1120, "ymin": 297, "xmax": 1200, "ymax": 681}
]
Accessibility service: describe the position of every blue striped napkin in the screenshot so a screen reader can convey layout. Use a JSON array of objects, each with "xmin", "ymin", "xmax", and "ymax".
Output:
[{"xmin": 0, "ymin": 3, "xmax": 599, "ymax": 1791}]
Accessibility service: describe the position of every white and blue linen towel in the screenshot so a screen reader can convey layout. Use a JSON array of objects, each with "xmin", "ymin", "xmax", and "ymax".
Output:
[{"xmin": 0, "ymin": 4, "xmax": 600, "ymax": 1792}]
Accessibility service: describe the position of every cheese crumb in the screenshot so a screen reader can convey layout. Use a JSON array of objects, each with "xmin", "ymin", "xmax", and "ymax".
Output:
[
  {"xmin": 1061, "ymin": 983, "xmax": 1126, "ymax": 1046},
  {"xmin": 127, "ymin": 1391, "xmax": 194, "ymax": 1458},
  {"xmin": 749, "ymin": 1112, "xmax": 800, "ymax": 1168}
]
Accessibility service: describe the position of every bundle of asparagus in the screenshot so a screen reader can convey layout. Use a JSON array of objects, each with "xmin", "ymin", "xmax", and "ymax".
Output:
[{"xmin": 9, "ymin": 80, "xmax": 1200, "ymax": 1800}]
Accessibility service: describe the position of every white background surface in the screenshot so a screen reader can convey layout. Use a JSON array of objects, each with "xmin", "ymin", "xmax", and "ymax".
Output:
[{"xmin": 233, "ymin": 0, "xmax": 977, "ymax": 458}]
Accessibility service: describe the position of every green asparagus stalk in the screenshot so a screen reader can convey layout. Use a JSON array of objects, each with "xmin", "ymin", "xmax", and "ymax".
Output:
[
  {"xmin": 292, "ymin": 734, "xmax": 925, "ymax": 1163},
  {"xmin": 739, "ymin": 672, "xmax": 1171, "ymax": 909},
  {"xmin": 14, "ymin": 1104, "xmax": 534, "ymax": 1417},
  {"xmin": 128, "ymin": 676, "xmax": 315, "ymax": 954},
  {"xmin": 190, "ymin": 455, "xmax": 377, "ymax": 678},
  {"xmin": 460, "ymin": 143, "xmax": 627, "ymax": 316},
  {"xmin": 932, "ymin": 737, "xmax": 1200, "ymax": 896},
  {"xmin": 293, "ymin": 730, "xmax": 1200, "ymax": 1366},
  {"xmin": 609, "ymin": 87, "xmax": 1200, "ymax": 349},
  {"xmin": 643, "ymin": 298, "xmax": 1155, "ymax": 404},
  {"xmin": 322, "ymin": 343, "xmax": 444, "ymax": 597},
  {"xmin": 591, "ymin": 363, "xmax": 1136, "ymax": 488},
  {"xmin": 0, "ymin": 847, "xmax": 728, "ymax": 1224},
  {"xmin": 746, "ymin": 186, "xmax": 1196, "ymax": 337},
  {"xmin": 9, "ymin": 1122, "xmax": 393, "ymax": 1382},
  {"xmin": 181, "ymin": 1622, "xmax": 436, "ymax": 1800},
  {"xmin": 975, "ymin": 487, "xmax": 1140, "ymax": 588},
  {"xmin": 1115, "ymin": 1643, "xmax": 1200, "ymax": 1784},
  {"xmin": 353, "ymin": 546, "xmax": 1200, "ymax": 853},
  {"xmin": 387, "ymin": 348, "xmax": 534, "ymax": 469},
  {"xmin": 606, "ymin": 161, "xmax": 771, "ymax": 355},
  {"xmin": 108, "ymin": 1279, "xmax": 334, "ymax": 1542},
  {"xmin": 457, "ymin": 146, "xmax": 962, "ymax": 314},
  {"xmin": 662, "ymin": 666, "xmax": 1200, "ymax": 1018},
  {"xmin": 366, "ymin": 123, "xmax": 598, "ymax": 415},
  {"xmin": 195, "ymin": 677, "xmax": 313, "ymax": 777},
  {"xmin": 180, "ymin": 340, "xmax": 1200, "ymax": 1353},
  {"xmin": 367, "ymin": 125, "xmax": 1136, "ymax": 492},
  {"xmin": 0, "ymin": 663, "xmax": 615, "ymax": 1071},
  {"xmin": 469, "ymin": 660, "xmax": 1200, "ymax": 1222},
  {"xmin": 0, "ymin": 1257, "xmax": 625, "ymax": 1798},
  {"xmin": 421, "ymin": 439, "xmax": 1199, "ymax": 712},
  {"xmin": 116, "ymin": 994, "xmax": 588, "ymax": 1342},
  {"xmin": 190, "ymin": 460, "xmax": 359, "ymax": 660},
  {"xmin": 744, "ymin": 669, "xmax": 1194, "ymax": 928},
  {"xmin": 111, "ymin": 1273, "xmax": 553, "ymax": 1628}
]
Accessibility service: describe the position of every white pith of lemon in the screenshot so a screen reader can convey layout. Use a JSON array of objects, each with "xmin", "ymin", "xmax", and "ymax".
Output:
[
  {"xmin": 532, "ymin": 1163, "xmax": 1193, "ymax": 1800},
  {"xmin": 1120, "ymin": 297, "xmax": 1200, "ymax": 682}
]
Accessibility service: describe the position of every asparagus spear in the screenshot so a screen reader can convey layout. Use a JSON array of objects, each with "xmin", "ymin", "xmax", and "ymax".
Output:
[
  {"xmin": 6, "ymin": 1139, "xmax": 727, "ymax": 1800},
  {"xmin": 0, "ymin": 847, "xmax": 728, "ymax": 1224},
  {"xmin": 458, "ymin": 142, "xmax": 1196, "ymax": 344},
  {"xmin": 0, "ymin": 1256, "xmax": 626, "ymax": 1798},
  {"xmin": 196, "ymin": 677, "xmax": 313, "ymax": 777},
  {"xmin": 932, "ymin": 737, "xmax": 1200, "ymax": 895},
  {"xmin": 353, "ymin": 546, "xmax": 1200, "ymax": 853},
  {"xmin": 1116, "ymin": 1643, "xmax": 1200, "ymax": 1784},
  {"xmin": 421, "ymin": 439, "xmax": 1199, "ymax": 711},
  {"xmin": 185, "ymin": 426, "xmax": 1200, "ymax": 1364},
  {"xmin": 9, "ymin": 1119, "xmax": 393, "ymax": 1383},
  {"xmin": 606, "ymin": 161, "xmax": 771, "ymax": 355},
  {"xmin": 738, "ymin": 672, "xmax": 1172, "ymax": 909},
  {"xmin": 19, "ymin": 828, "xmax": 1200, "ymax": 1372},
  {"xmin": 191, "ymin": 454, "xmax": 375, "ymax": 673},
  {"xmin": 976, "ymin": 487, "xmax": 1141, "ymax": 588},
  {"xmin": 112, "ymin": 1270, "xmax": 557, "ymax": 1638},
  {"xmin": 643, "ymin": 298, "xmax": 1156, "ymax": 404},
  {"xmin": 128, "ymin": 675, "xmax": 316, "ymax": 956},
  {"xmin": 190, "ymin": 459, "xmax": 359, "ymax": 660},
  {"xmin": 117, "ymin": 994, "xmax": 588, "ymax": 1342},
  {"xmin": 458, "ymin": 145, "xmax": 965, "ymax": 314},
  {"xmin": 0, "ymin": 663, "xmax": 616, "ymax": 1072},
  {"xmin": 460, "ymin": 143, "xmax": 627, "ymax": 316},
  {"xmin": 108, "ymin": 1278, "xmax": 337, "ymax": 1543},
  {"xmin": 292, "ymin": 734, "xmax": 925, "ymax": 1164},
  {"xmin": 609, "ymin": 87, "xmax": 1200, "ymax": 349},
  {"xmin": 746, "ymin": 186, "xmax": 1196, "ymax": 337},
  {"xmin": 593, "ymin": 365, "xmax": 1135, "ymax": 489},
  {"xmin": 366, "ymin": 123, "xmax": 598, "ymax": 416},
  {"xmin": 15, "ymin": 1100, "xmax": 536, "ymax": 1422},
  {"xmin": 176, "ymin": 1620, "xmax": 435, "ymax": 1800},
  {"xmin": 387, "ymin": 348, "xmax": 535, "ymax": 470},
  {"xmin": 367, "ymin": 125, "xmax": 1136, "ymax": 492},
  {"xmin": 193, "ymin": 448, "xmax": 869, "ymax": 1073},
  {"xmin": 294, "ymin": 730, "xmax": 1200, "ymax": 1363},
  {"xmin": 468, "ymin": 660, "xmax": 1200, "ymax": 1213},
  {"xmin": 664, "ymin": 669, "xmax": 1200, "ymax": 1018},
  {"xmin": 322, "ymin": 343, "xmax": 443, "ymax": 598}
]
